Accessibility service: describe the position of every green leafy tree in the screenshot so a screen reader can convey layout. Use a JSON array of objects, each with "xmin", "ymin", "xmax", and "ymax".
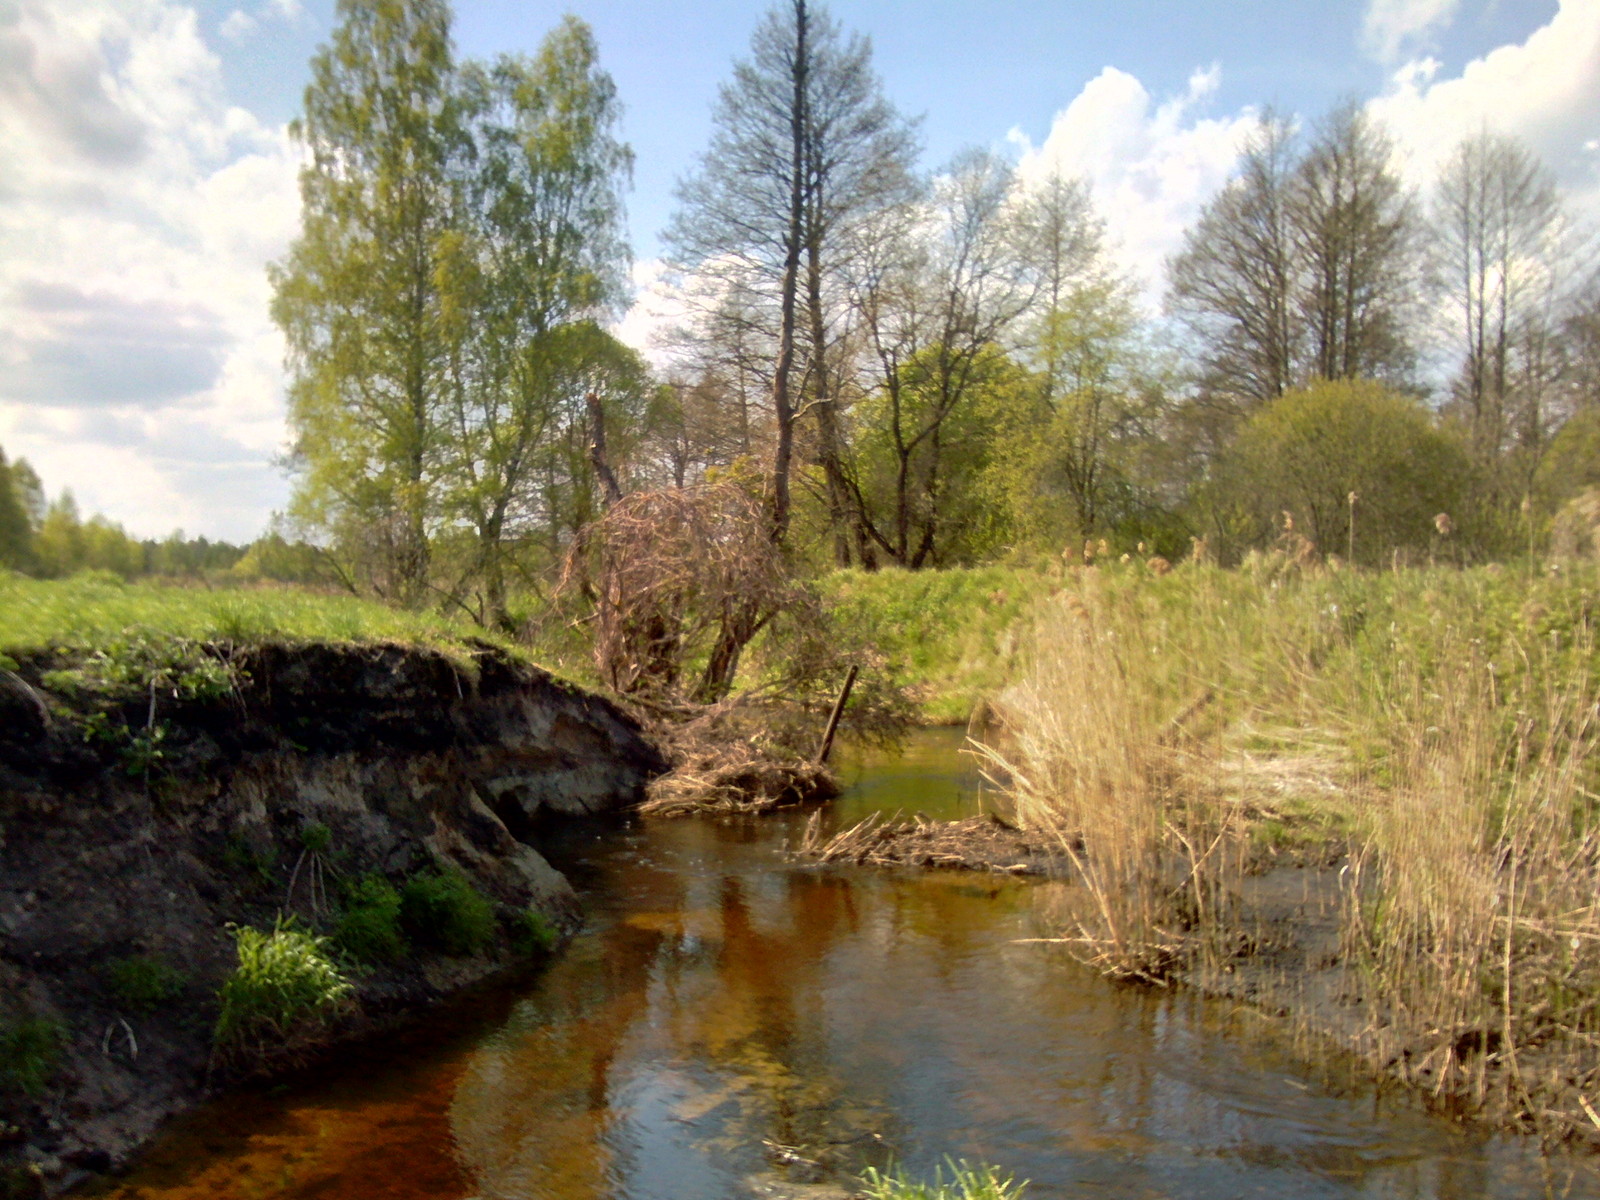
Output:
[
  {"xmin": 1203, "ymin": 379, "xmax": 1472, "ymax": 565},
  {"xmin": 272, "ymin": 0, "xmax": 464, "ymax": 606},
  {"xmin": 441, "ymin": 21, "xmax": 633, "ymax": 627},
  {"xmin": 0, "ymin": 448, "xmax": 35, "ymax": 572}
]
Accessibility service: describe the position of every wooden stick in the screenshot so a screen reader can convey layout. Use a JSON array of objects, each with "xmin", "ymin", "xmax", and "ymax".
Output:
[{"xmin": 813, "ymin": 664, "xmax": 859, "ymax": 765}]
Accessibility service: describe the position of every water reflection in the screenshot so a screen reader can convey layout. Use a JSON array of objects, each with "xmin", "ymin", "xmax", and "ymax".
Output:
[{"xmin": 450, "ymin": 731, "xmax": 1600, "ymax": 1199}]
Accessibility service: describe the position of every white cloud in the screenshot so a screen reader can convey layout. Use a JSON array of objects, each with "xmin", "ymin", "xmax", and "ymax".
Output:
[
  {"xmin": 1362, "ymin": 0, "xmax": 1461, "ymax": 62},
  {"xmin": 612, "ymin": 258, "xmax": 680, "ymax": 366},
  {"xmin": 0, "ymin": 0, "xmax": 301, "ymax": 542},
  {"xmin": 1011, "ymin": 65, "xmax": 1258, "ymax": 308},
  {"xmin": 219, "ymin": 10, "xmax": 256, "ymax": 42},
  {"xmin": 1368, "ymin": 0, "xmax": 1600, "ymax": 214}
]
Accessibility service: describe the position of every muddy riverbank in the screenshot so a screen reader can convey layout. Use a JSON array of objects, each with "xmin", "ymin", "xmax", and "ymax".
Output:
[{"xmin": 0, "ymin": 640, "xmax": 664, "ymax": 1195}]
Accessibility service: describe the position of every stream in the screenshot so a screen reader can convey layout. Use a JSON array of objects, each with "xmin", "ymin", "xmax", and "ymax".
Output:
[{"xmin": 87, "ymin": 728, "xmax": 1600, "ymax": 1200}]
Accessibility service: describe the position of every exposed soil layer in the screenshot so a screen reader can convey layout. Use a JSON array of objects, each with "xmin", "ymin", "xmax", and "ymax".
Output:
[{"xmin": 0, "ymin": 640, "xmax": 666, "ymax": 1196}]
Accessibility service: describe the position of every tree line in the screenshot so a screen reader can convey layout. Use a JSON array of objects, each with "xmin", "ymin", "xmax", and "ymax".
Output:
[
  {"xmin": 272, "ymin": 0, "xmax": 1600, "ymax": 623},
  {"xmin": 23, "ymin": 1, "xmax": 1589, "ymax": 621},
  {"xmin": 0, "ymin": 447, "xmax": 248, "ymax": 579}
]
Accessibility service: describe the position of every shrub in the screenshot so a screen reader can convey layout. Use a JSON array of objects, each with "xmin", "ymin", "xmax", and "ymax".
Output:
[
  {"xmin": 333, "ymin": 874, "xmax": 406, "ymax": 965},
  {"xmin": 400, "ymin": 869, "xmax": 496, "ymax": 957},
  {"xmin": 0, "ymin": 1018, "xmax": 64, "ymax": 1096},
  {"xmin": 508, "ymin": 906, "xmax": 558, "ymax": 956},
  {"xmin": 106, "ymin": 955, "xmax": 187, "ymax": 1012},
  {"xmin": 214, "ymin": 922, "xmax": 353, "ymax": 1058}
]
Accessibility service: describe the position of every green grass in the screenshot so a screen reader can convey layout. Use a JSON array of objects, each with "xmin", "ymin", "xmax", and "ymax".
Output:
[
  {"xmin": 822, "ymin": 565, "xmax": 1058, "ymax": 722},
  {"xmin": 508, "ymin": 906, "xmax": 558, "ymax": 956},
  {"xmin": 399, "ymin": 869, "xmax": 497, "ymax": 957},
  {"xmin": 858, "ymin": 1159, "xmax": 1028, "ymax": 1200},
  {"xmin": 0, "ymin": 1017, "xmax": 64, "ymax": 1096},
  {"xmin": 105, "ymin": 955, "xmax": 187, "ymax": 1012},
  {"xmin": 333, "ymin": 874, "xmax": 407, "ymax": 965},
  {"xmin": 0, "ymin": 573, "xmax": 499, "ymax": 660},
  {"xmin": 214, "ymin": 921, "xmax": 354, "ymax": 1057}
]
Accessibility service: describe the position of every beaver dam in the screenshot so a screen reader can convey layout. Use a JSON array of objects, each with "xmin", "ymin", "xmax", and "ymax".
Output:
[{"xmin": 72, "ymin": 728, "xmax": 1600, "ymax": 1200}]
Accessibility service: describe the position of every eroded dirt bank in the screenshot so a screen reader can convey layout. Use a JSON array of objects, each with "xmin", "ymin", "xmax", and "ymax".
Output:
[{"xmin": 0, "ymin": 641, "xmax": 664, "ymax": 1196}]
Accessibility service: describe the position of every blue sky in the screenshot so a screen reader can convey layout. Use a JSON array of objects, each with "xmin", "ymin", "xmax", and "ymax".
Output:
[{"xmin": 1, "ymin": 0, "xmax": 1596, "ymax": 541}]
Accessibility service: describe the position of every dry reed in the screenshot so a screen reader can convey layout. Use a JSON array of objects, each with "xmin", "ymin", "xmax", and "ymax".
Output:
[
  {"xmin": 975, "ymin": 585, "xmax": 1247, "ymax": 983},
  {"xmin": 984, "ymin": 562, "xmax": 1600, "ymax": 1137}
]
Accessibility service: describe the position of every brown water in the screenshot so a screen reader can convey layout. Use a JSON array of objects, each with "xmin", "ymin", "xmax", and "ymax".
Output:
[{"xmin": 91, "ymin": 729, "xmax": 1600, "ymax": 1200}]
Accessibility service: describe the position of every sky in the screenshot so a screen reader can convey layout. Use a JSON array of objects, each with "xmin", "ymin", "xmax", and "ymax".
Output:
[{"xmin": 0, "ymin": 0, "xmax": 1596, "ymax": 543}]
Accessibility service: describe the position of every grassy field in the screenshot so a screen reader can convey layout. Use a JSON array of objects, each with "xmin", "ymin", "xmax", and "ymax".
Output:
[
  {"xmin": 822, "ymin": 564, "xmax": 1058, "ymax": 722},
  {"xmin": 0, "ymin": 572, "xmax": 496, "ymax": 660}
]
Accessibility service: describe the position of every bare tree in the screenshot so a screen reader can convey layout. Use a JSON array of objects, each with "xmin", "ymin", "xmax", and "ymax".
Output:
[
  {"xmin": 665, "ymin": 0, "xmax": 915, "ymax": 547},
  {"xmin": 1290, "ymin": 102, "xmax": 1419, "ymax": 386},
  {"xmin": 1166, "ymin": 112, "xmax": 1301, "ymax": 415},
  {"xmin": 1431, "ymin": 131, "xmax": 1571, "ymax": 464}
]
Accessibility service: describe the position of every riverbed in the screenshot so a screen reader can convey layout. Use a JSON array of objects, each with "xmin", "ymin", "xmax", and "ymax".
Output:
[{"xmin": 84, "ymin": 729, "xmax": 1600, "ymax": 1199}]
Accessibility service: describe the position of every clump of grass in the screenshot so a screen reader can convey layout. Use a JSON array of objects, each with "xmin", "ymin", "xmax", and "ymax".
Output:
[
  {"xmin": 214, "ymin": 921, "xmax": 353, "ymax": 1062},
  {"xmin": 859, "ymin": 1159, "xmax": 1027, "ymax": 1200},
  {"xmin": 333, "ymin": 874, "xmax": 407, "ymax": 965},
  {"xmin": 105, "ymin": 955, "xmax": 187, "ymax": 1012},
  {"xmin": 400, "ymin": 869, "xmax": 496, "ymax": 957},
  {"xmin": 986, "ymin": 559, "xmax": 1600, "ymax": 1133},
  {"xmin": 0, "ymin": 1017, "xmax": 64, "ymax": 1096},
  {"xmin": 508, "ymin": 906, "xmax": 558, "ymax": 956}
]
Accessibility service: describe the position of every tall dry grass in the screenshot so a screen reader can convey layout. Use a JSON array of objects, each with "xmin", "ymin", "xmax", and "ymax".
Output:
[
  {"xmin": 983, "ymin": 559, "xmax": 1600, "ymax": 1133},
  {"xmin": 977, "ymin": 581, "xmax": 1250, "ymax": 982},
  {"xmin": 1346, "ymin": 627, "xmax": 1600, "ymax": 1131}
]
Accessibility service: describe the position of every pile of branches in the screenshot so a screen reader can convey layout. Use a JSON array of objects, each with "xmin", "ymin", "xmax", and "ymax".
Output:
[
  {"xmin": 562, "ymin": 479, "xmax": 912, "ymax": 817},
  {"xmin": 796, "ymin": 810, "xmax": 1061, "ymax": 875},
  {"xmin": 634, "ymin": 694, "xmax": 843, "ymax": 818}
]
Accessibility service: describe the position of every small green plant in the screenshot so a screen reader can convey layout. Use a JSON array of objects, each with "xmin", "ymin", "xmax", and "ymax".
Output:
[
  {"xmin": 508, "ymin": 906, "xmax": 558, "ymax": 956},
  {"xmin": 287, "ymin": 820, "xmax": 337, "ymax": 915},
  {"xmin": 0, "ymin": 1017, "xmax": 64, "ymax": 1096},
  {"xmin": 214, "ymin": 921, "xmax": 353, "ymax": 1059},
  {"xmin": 120, "ymin": 722, "xmax": 169, "ymax": 778},
  {"xmin": 858, "ymin": 1159, "xmax": 1028, "ymax": 1200},
  {"xmin": 106, "ymin": 955, "xmax": 187, "ymax": 1012},
  {"xmin": 222, "ymin": 834, "xmax": 277, "ymax": 888},
  {"xmin": 400, "ymin": 869, "xmax": 496, "ymax": 957},
  {"xmin": 333, "ymin": 874, "xmax": 407, "ymax": 965}
]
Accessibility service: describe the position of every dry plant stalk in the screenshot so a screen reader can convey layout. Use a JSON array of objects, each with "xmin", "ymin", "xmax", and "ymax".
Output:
[
  {"xmin": 976, "ymin": 588, "xmax": 1244, "ymax": 983},
  {"xmin": 798, "ymin": 810, "xmax": 1050, "ymax": 874}
]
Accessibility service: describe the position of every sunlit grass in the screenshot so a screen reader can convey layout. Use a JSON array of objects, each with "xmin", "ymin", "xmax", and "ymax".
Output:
[
  {"xmin": 859, "ymin": 1158, "xmax": 1028, "ymax": 1200},
  {"xmin": 980, "ymin": 556, "xmax": 1600, "ymax": 1132},
  {"xmin": 822, "ymin": 565, "xmax": 1057, "ymax": 722},
  {"xmin": 0, "ymin": 572, "xmax": 485, "ymax": 655}
]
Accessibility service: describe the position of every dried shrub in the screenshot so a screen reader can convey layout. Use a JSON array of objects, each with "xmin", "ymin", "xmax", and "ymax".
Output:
[{"xmin": 562, "ymin": 481, "xmax": 801, "ymax": 702}]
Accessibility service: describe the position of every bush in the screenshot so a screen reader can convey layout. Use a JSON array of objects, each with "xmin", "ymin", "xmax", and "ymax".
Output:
[
  {"xmin": 214, "ymin": 922, "xmax": 353, "ymax": 1057},
  {"xmin": 0, "ymin": 1018, "xmax": 64, "ymax": 1096},
  {"xmin": 106, "ymin": 955, "xmax": 187, "ymax": 1012},
  {"xmin": 1201, "ymin": 379, "xmax": 1473, "ymax": 565},
  {"xmin": 333, "ymin": 874, "xmax": 407, "ymax": 965},
  {"xmin": 400, "ymin": 870, "xmax": 496, "ymax": 957},
  {"xmin": 508, "ymin": 906, "xmax": 558, "ymax": 956}
]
